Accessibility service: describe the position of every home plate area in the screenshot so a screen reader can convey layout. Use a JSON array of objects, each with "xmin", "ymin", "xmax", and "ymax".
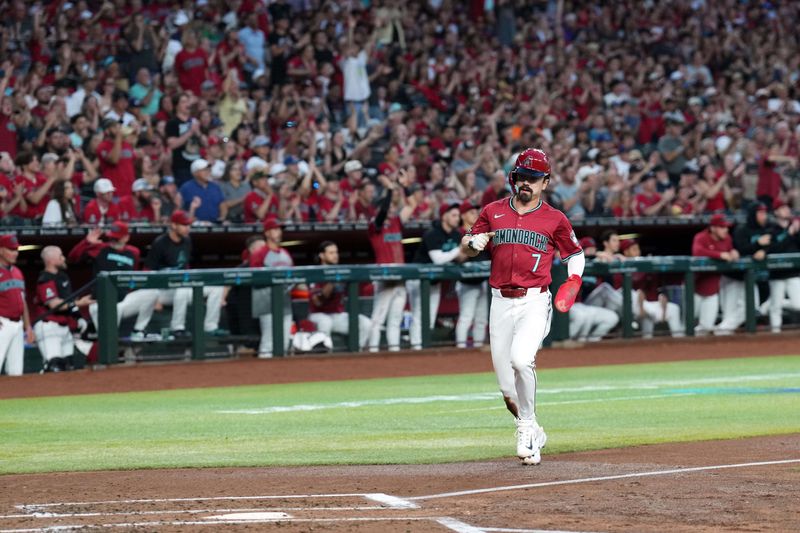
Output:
[{"xmin": 2, "ymin": 493, "xmax": 506, "ymax": 532}]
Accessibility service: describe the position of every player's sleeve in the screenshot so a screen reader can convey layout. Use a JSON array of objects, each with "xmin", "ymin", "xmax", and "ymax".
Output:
[
  {"xmin": 554, "ymin": 214, "xmax": 583, "ymax": 262},
  {"xmin": 37, "ymin": 279, "xmax": 58, "ymax": 305},
  {"xmin": 691, "ymin": 232, "xmax": 723, "ymax": 259},
  {"xmin": 468, "ymin": 207, "xmax": 490, "ymax": 236}
]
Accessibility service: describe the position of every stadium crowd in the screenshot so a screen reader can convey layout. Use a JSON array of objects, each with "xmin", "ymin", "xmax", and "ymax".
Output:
[
  {"xmin": 3, "ymin": 0, "xmax": 800, "ymax": 373},
  {"xmin": 1, "ymin": 0, "xmax": 800, "ymax": 228}
]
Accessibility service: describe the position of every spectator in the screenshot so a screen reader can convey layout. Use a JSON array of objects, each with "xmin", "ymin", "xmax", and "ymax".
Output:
[
  {"xmin": 173, "ymin": 30, "xmax": 209, "ymax": 96},
  {"xmin": 145, "ymin": 210, "xmax": 226, "ymax": 337},
  {"xmin": 308, "ymin": 240, "xmax": 372, "ymax": 349},
  {"xmin": 249, "ymin": 217, "xmax": 294, "ymax": 358},
  {"xmin": 349, "ymin": 179, "xmax": 377, "ymax": 222},
  {"xmin": 218, "ymin": 160, "xmax": 251, "ymax": 224},
  {"xmin": 179, "ymin": 159, "xmax": 224, "ymax": 223},
  {"xmin": 340, "ymin": 14, "xmax": 376, "ymax": 128},
  {"xmin": 0, "ymin": 234, "xmax": 35, "ymax": 377},
  {"xmin": 243, "ymin": 171, "xmax": 280, "ymax": 223},
  {"xmin": 42, "ymin": 179, "xmax": 79, "ymax": 226},
  {"xmin": 166, "ymin": 93, "xmax": 203, "ymax": 186},
  {"xmin": 13, "ymin": 150, "xmax": 57, "ymax": 222},
  {"xmin": 238, "ymin": 13, "xmax": 266, "ymax": 79},
  {"xmin": 0, "ymin": 152, "xmax": 25, "ymax": 223},
  {"xmin": 658, "ymin": 115, "xmax": 688, "ymax": 184},
  {"xmin": 633, "ymin": 172, "xmax": 675, "ymax": 216},
  {"xmin": 83, "ymin": 178, "xmax": 120, "ymax": 225},
  {"xmin": 691, "ymin": 214, "xmax": 739, "ymax": 335},
  {"xmin": 128, "ymin": 68, "xmax": 162, "ymax": 118},
  {"xmin": 118, "ymin": 178, "xmax": 162, "ymax": 223},
  {"xmin": 105, "ymin": 89, "xmax": 137, "ymax": 128},
  {"xmin": 32, "ymin": 245, "xmax": 94, "ymax": 372},
  {"xmin": 96, "ymin": 118, "xmax": 136, "ymax": 196}
]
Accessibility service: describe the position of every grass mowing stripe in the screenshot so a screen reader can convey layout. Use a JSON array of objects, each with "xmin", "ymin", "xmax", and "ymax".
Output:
[{"xmin": 0, "ymin": 355, "xmax": 798, "ymax": 474}]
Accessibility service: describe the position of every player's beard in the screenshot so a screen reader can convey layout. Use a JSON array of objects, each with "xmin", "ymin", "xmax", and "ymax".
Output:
[{"xmin": 517, "ymin": 187, "xmax": 534, "ymax": 203}]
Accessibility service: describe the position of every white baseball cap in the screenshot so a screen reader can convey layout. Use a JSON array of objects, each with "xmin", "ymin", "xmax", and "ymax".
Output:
[
  {"xmin": 94, "ymin": 178, "xmax": 116, "ymax": 194},
  {"xmin": 190, "ymin": 158, "xmax": 210, "ymax": 174},
  {"xmin": 344, "ymin": 160, "xmax": 363, "ymax": 173}
]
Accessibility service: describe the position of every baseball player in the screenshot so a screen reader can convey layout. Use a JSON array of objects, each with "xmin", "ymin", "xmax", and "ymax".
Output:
[
  {"xmin": 68, "ymin": 222, "xmax": 160, "ymax": 340},
  {"xmin": 0, "ymin": 234, "xmax": 35, "ymax": 376},
  {"xmin": 766, "ymin": 200, "xmax": 800, "ymax": 332},
  {"xmin": 455, "ymin": 200, "xmax": 490, "ymax": 348},
  {"xmin": 33, "ymin": 246, "xmax": 94, "ymax": 371},
  {"xmin": 461, "ymin": 148, "xmax": 585, "ymax": 465},
  {"xmin": 691, "ymin": 214, "xmax": 739, "ymax": 335},
  {"xmin": 249, "ymin": 216, "xmax": 294, "ymax": 358},
  {"xmin": 145, "ymin": 210, "xmax": 225, "ymax": 337},
  {"xmin": 407, "ymin": 202, "xmax": 466, "ymax": 350},
  {"xmin": 367, "ymin": 180, "xmax": 414, "ymax": 352},
  {"xmin": 568, "ymin": 237, "xmax": 619, "ymax": 342},
  {"xmin": 308, "ymin": 240, "xmax": 372, "ymax": 349}
]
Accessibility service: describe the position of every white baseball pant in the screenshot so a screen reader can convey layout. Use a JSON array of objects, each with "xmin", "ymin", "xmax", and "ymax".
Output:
[
  {"xmin": 455, "ymin": 281, "xmax": 489, "ymax": 348},
  {"xmin": 693, "ymin": 293, "xmax": 720, "ymax": 334},
  {"xmin": 768, "ymin": 277, "xmax": 800, "ymax": 332},
  {"xmin": 309, "ymin": 312, "xmax": 372, "ymax": 349},
  {"xmin": 90, "ymin": 289, "xmax": 160, "ymax": 332},
  {"xmin": 716, "ymin": 276, "xmax": 758, "ymax": 335},
  {"xmin": 569, "ymin": 302, "xmax": 619, "ymax": 342},
  {"xmin": 0, "ymin": 317, "xmax": 24, "ymax": 376},
  {"xmin": 639, "ymin": 296, "xmax": 684, "ymax": 338},
  {"xmin": 258, "ymin": 313, "xmax": 293, "ymax": 357},
  {"xmin": 583, "ymin": 282, "xmax": 623, "ymax": 312},
  {"xmin": 406, "ymin": 279, "xmax": 442, "ymax": 350},
  {"xmin": 159, "ymin": 286, "xmax": 224, "ymax": 331},
  {"xmin": 489, "ymin": 288, "xmax": 552, "ymax": 422},
  {"xmin": 368, "ymin": 281, "xmax": 406, "ymax": 352},
  {"xmin": 33, "ymin": 321, "xmax": 74, "ymax": 362}
]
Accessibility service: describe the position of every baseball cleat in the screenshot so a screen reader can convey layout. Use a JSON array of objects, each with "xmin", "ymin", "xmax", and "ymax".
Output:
[
  {"xmin": 515, "ymin": 420, "xmax": 535, "ymax": 458},
  {"xmin": 521, "ymin": 449, "xmax": 541, "ymax": 465}
]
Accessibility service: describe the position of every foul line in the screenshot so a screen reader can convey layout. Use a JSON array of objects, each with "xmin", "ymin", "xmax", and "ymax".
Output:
[
  {"xmin": 216, "ymin": 372, "xmax": 800, "ymax": 415},
  {"xmin": 409, "ymin": 458, "xmax": 800, "ymax": 501}
]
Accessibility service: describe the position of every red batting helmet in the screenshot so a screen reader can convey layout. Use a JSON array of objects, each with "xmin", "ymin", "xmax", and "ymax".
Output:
[{"xmin": 509, "ymin": 148, "xmax": 551, "ymax": 194}]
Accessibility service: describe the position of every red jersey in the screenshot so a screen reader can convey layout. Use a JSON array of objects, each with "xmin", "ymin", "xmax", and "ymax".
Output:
[
  {"xmin": 243, "ymin": 190, "xmax": 279, "ymax": 223},
  {"xmin": 117, "ymin": 195, "xmax": 157, "ymax": 222},
  {"xmin": 0, "ymin": 264, "xmax": 26, "ymax": 320},
  {"xmin": 309, "ymin": 282, "xmax": 346, "ymax": 313},
  {"xmin": 97, "ymin": 139, "xmax": 136, "ymax": 196},
  {"xmin": 175, "ymin": 47, "xmax": 209, "ymax": 95},
  {"xmin": 82, "ymin": 199, "xmax": 120, "ymax": 225},
  {"xmin": 0, "ymin": 174, "xmax": 13, "ymax": 217},
  {"xmin": 633, "ymin": 191, "xmax": 661, "ymax": 215},
  {"xmin": 317, "ymin": 195, "xmax": 348, "ymax": 222},
  {"xmin": 469, "ymin": 197, "xmax": 583, "ymax": 289},
  {"xmin": 14, "ymin": 173, "xmax": 50, "ymax": 219},
  {"xmin": 353, "ymin": 200, "xmax": 377, "ymax": 222},
  {"xmin": 691, "ymin": 228, "xmax": 734, "ymax": 296},
  {"xmin": 0, "ymin": 113, "xmax": 18, "ymax": 158},
  {"xmin": 368, "ymin": 215, "xmax": 404, "ymax": 264}
]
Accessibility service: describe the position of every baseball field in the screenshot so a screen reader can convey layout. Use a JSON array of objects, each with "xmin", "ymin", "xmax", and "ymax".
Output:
[{"xmin": 1, "ymin": 334, "xmax": 799, "ymax": 532}]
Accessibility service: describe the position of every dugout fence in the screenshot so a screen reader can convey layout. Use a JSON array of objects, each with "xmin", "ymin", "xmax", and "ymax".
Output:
[{"xmin": 95, "ymin": 253, "xmax": 800, "ymax": 364}]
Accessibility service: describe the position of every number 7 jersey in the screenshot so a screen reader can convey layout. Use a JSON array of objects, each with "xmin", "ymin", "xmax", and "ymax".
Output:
[{"xmin": 468, "ymin": 197, "xmax": 583, "ymax": 289}]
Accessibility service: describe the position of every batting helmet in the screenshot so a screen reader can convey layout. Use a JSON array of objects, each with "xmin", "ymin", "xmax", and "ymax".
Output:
[{"xmin": 509, "ymin": 148, "xmax": 551, "ymax": 194}]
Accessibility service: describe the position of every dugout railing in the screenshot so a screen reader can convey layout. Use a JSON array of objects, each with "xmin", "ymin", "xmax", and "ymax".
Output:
[{"xmin": 95, "ymin": 253, "xmax": 800, "ymax": 364}]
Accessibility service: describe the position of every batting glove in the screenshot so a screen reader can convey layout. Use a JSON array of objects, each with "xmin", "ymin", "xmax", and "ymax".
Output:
[
  {"xmin": 469, "ymin": 232, "xmax": 493, "ymax": 252},
  {"xmin": 554, "ymin": 274, "xmax": 582, "ymax": 313}
]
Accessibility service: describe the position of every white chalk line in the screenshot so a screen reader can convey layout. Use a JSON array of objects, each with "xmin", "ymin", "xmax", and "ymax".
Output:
[
  {"xmin": 0, "ymin": 505, "xmax": 387, "ymax": 520},
  {"xmin": 216, "ymin": 372, "xmax": 800, "ymax": 415},
  {"xmin": 443, "ymin": 392, "xmax": 700, "ymax": 414},
  {"xmin": 409, "ymin": 458, "xmax": 800, "ymax": 501},
  {"xmin": 14, "ymin": 492, "xmax": 390, "ymax": 511},
  {"xmin": 0, "ymin": 516, "xmax": 448, "ymax": 532}
]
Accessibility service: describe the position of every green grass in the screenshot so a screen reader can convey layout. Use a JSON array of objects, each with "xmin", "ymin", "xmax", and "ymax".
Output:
[{"xmin": 1, "ymin": 355, "xmax": 799, "ymax": 474}]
